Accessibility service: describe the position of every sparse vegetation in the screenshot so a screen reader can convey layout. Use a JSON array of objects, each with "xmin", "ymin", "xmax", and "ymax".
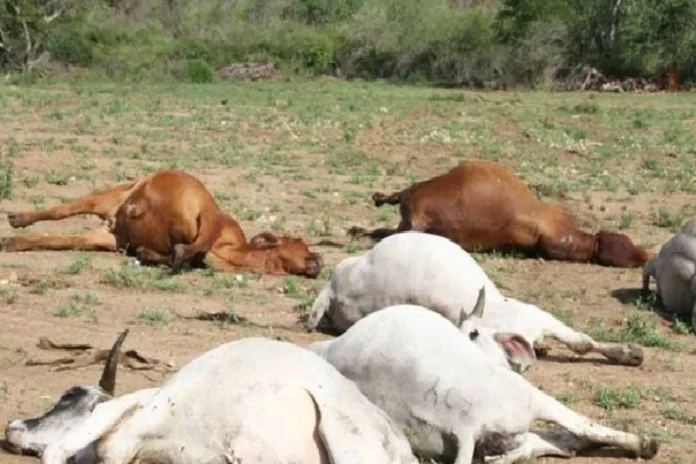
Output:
[{"xmin": 1, "ymin": 77, "xmax": 696, "ymax": 462}]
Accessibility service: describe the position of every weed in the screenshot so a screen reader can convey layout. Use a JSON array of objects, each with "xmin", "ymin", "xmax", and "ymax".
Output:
[
  {"xmin": 0, "ymin": 160, "xmax": 14, "ymax": 199},
  {"xmin": 595, "ymin": 385, "xmax": 642, "ymax": 411},
  {"xmin": 137, "ymin": 310, "xmax": 172, "ymax": 325},
  {"xmin": 59, "ymin": 252, "xmax": 93, "ymax": 275}
]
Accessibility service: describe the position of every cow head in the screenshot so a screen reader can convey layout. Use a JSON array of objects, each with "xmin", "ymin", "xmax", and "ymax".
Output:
[
  {"xmin": 457, "ymin": 287, "xmax": 537, "ymax": 373},
  {"xmin": 2, "ymin": 329, "xmax": 128, "ymax": 458},
  {"xmin": 593, "ymin": 230, "xmax": 652, "ymax": 268},
  {"xmin": 249, "ymin": 232, "xmax": 323, "ymax": 278}
]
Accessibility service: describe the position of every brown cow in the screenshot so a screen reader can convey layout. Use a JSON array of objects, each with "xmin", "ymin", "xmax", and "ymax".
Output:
[
  {"xmin": 1, "ymin": 170, "xmax": 324, "ymax": 278},
  {"xmin": 348, "ymin": 159, "xmax": 651, "ymax": 268}
]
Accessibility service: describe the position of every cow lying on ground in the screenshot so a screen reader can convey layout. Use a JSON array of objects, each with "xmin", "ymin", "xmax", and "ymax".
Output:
[
  {"xmin": 309, "ymin": 301, "xmax": 660, "ymax": 463},
  {"xmin": 1, "ymin": 169, "xmax": 324, "ymax": 277},
  {"xmin": 642, "ymin": 218, "xmax": 696, "ymax": 331},
  {"xmin": 3, "ymin": 330, "xmax": 418, "ymax": 464},
  {"xmin": 308, "ymin": 231, "xmax": 644, "ymax": 367},
  {"xmin": 349, "ymin": 159, "xmax": 651, "ymax": 268}
]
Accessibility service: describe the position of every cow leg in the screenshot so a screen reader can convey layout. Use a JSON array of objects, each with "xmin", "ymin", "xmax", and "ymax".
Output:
[
  {"xmin": 135, "ymin": 247, "xmax": 174, "ymax": 267},
  {"xmin": 535, "ymin": 394, "xmax": 658, "ymax": 459},
  {"xmin": 453, "ymin": 430, "xmax": 475, "ymax": 464},
  {"xmin": 7, "ymin": 181, "xmax": 136, "ymax": 229},
  {"xmin": 537, "ymin": 233, "xmax": 594, "ymax": 263},
  {"xmin": 348, "ymin": 209, "xmax": 422, "ymax": 241},
  {"xmin": 203, "ymin": 249, "xmax": 277, "ymax": 275},
  {"xmin": 641, "ymin": 259, "xmax": 655, "ymax": 296},
  {"xmin": 484, "ymin": 432, "xmax": 575, "ymax": 463},
  {"xmin": 0, "ymin": 228, "xmax": 117, "ymax": 252},
  {"xmin": 538, "ymin": 315, "xmax": 644, "ymax": 366}
]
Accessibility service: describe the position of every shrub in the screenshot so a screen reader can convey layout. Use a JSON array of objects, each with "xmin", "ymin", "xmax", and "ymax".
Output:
[{"xmin": 187, "ymin": 58, "xmax": 214, "ymax": 83}]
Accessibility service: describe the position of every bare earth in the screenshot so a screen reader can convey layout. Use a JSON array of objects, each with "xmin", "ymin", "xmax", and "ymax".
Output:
[{"xmin": 0, "ymin": 79, "xmax": 695, "ymax": 464}]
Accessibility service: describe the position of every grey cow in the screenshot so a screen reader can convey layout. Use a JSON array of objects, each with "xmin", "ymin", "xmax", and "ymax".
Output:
[
  {"xmin": 643, "ymin": 218, "xmax": 696, "ymax": 331},
  {"xmin": 309, "ymin": 291, "xmax": 660, "ymax": 464}
]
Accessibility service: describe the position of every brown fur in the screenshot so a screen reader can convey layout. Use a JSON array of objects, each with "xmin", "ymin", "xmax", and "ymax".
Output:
[
  {"xmin": 349, "ymin": 159, "xmax": 651, "ymax": 268},
  {"xmin": 1, "ymin": 170, "xmax": 323, "ymax": 278}
]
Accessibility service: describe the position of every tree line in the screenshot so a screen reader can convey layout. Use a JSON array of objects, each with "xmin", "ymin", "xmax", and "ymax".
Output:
[{"xmin": 1, "ymin": 0, "xmax": 695, "ymax": 87}]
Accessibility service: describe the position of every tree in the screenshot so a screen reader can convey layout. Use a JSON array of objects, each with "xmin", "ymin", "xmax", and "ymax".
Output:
[
  {"xmin": 620, "ymin": 0, "xmax": 696, "ymax": 86},
  {"xmin": 0, "ymin": 0, "xmax": 72, "ymax": 70}
]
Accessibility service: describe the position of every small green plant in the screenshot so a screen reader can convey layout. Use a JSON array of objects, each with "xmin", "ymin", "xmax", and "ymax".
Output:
[
  {"xmin": 595, "ymin": 385, "xmax": 642, "ymax": 411},
  {"xmin": 652, "ymin": 207, "xmax": 684, "ymax": 231},
  {"xmin": 587, "ymin": 312, "xmax": 678, "ymax": 351},
  {"xmin": 187, "ymin": 59, "xmax": 214, "ymax": 84},
  {"xmin": 59, "ymin": 252, "xmax": 93, "ymax": 275},
  {"xmin": 101, "ymin": 267, "xmax": 148, "ymax": 288},
  {"xmin": 0, "ymin": 160, "xmax": 14, "ymax": 199},
  {"xmin": 137, "ymin": 310, "xmax": 171, "ymax": 325},
  {"xmin": 670, "ymin": 317, "xmax": 691, "ymax": 335},
  {"xmin": 0, "ymin": 288, "xmax": 18, "ymax": 305},
  {"xmin": 51, "ymin": 293, "xmax": 99, "ymax": 318}
]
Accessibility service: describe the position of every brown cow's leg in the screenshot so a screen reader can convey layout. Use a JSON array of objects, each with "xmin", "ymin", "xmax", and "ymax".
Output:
[
  {"xmin": 135, "ymin": 247, "xmax": 174, "ymax": 267},
  {"xmin": 537, "ymin": 233, "xmax": 595, "ymax": 263},
  {"xmin": 347, "ymin": 213, "xmax": 418, "ymax": 241},
  {"xmin": 170, "ymin": 212, "xmax": 217, "ymax": 272},
  {"xmin": 0, "ymin": 229, "xmax": 117, "ymax": 252},
  {"xmin": 8, "ymin": 181, "xmax": 136, "ymax": 228},
  {"xmin": 204, "ymin": 249, "xmax": 286, "ymax": 275},
  {"xmin": 347, "ymin": 226, "xmax": 403, "ymax": 240}
]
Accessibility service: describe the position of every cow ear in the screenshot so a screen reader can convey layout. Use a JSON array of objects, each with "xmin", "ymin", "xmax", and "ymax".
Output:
[
  {"xmin": 493, "ymin": 333, "xmax": 536, "ymax": 372},
  {"xmin": 250, "ymin": 232, "xmax": 280, "ymax": 249}
]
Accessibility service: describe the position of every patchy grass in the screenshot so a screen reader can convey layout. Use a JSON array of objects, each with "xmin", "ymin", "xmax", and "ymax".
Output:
[{"xmin": 1, "ymin": 78, "xmax": 696, "ymax": 464}]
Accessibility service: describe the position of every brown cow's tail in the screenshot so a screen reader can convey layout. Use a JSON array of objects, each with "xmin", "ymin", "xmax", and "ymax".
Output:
[{"xmin": 372, "ymin": 191, "xmax": 402, "ymax": 207}]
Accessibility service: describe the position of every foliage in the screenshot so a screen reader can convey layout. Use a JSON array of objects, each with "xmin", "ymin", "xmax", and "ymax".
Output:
[
  {"xmin": 2, "ymin": 0, "xmax": 696, "ymax": 86},
  {"xmin": 187, "ymin": 58, "xmax": 213, "ymax": 83}
]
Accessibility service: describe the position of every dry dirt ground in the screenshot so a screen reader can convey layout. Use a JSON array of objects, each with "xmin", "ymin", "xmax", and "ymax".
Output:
[{"xmin": 0, "ymin": 78, "xmax": 695, "ymax": 463}]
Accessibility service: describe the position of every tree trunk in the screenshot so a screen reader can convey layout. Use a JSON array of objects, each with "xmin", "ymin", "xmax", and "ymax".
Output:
[{"xmin": 667, "ymin": 62, "xmax": 679, "ymax": 92}]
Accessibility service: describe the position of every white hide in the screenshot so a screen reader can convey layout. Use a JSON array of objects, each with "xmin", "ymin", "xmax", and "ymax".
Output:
[
  {"xmin": 309, "ymin": 306, "xmax": 660, "ymax": 463},
  {"xmin": 308, "ymin": 231, "xmax": 644, "ymax": 367},
  {"xmin": 41, "ymin": 338, "xmax": 418, "ymax": 464},
  {"xmin": 643, "ymin": 218, "xmax": 696, "ymax": 330}
]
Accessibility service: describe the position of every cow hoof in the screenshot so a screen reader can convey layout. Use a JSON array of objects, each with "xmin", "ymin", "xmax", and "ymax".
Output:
[
  {"xmin": 639, "ymin": 436, "xmax": 660, "ymax": 459},
  {"xmin": 347, "ymin": 226, "xmax": 366, "ymax": 237},
  {"xmin": 7, "ymin": 213, "xmax": 27, "ymax": 229},
  {"xmin": 623, "ymin": 344, "xmax": 644, "ymax": 366}
]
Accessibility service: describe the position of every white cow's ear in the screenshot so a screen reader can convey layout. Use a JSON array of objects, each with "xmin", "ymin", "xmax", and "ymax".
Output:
[{"xmin": 493, "ymin": 333, "xmax": 536, "ymax": 372}]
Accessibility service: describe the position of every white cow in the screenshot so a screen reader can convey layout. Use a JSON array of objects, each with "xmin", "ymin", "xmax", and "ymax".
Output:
[
  {"xmin": 309, "ymin": 301, "xmax": 660, "ymax": 463},
  {"xmin": 4, "ymin": 330, "xmax": 418, "ymax": 464},
  {"xmin": 643, "ymin": 218, "xmax": 696, "ymax": 331},
  {"xmin": 308, "ymin": 231, "xmax": 643, "ymax": 368}
]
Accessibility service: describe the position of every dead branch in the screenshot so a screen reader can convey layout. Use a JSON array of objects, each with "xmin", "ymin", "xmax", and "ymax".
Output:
[
  {"xmin": 43, "ymin": 9, "xmax": 63, "ymax": 23},
  {"xmin": 26, "ymin": 336, "xmax": 175, "ymax": 374}
]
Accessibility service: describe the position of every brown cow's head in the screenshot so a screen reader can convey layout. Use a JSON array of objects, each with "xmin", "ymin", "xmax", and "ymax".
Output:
[
  {"xmin": 249, "ymin": 232, "xmax": 323, "ymax": 278},
  {"xmin": 593, "ymin": 230, "xmax": 652, "ymax": 268}
]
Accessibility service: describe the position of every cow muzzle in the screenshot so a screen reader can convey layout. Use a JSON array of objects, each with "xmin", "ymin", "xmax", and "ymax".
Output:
[
  {"xmin": 304, "ymin": 253, "xmax": 324, "ymax": 278},
  {"xmin": 2, "ymin": 422, "xmax": 31, "ymax": 456}
]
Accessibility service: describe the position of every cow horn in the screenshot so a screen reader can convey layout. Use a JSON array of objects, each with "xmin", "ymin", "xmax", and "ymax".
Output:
[
  {"xmin": 471, "ymin": 286, "xmax": 486, "ymax": 319},
  {"xmin": 98, "ymin": 328, "xmax": 129, "ymax": 396}
]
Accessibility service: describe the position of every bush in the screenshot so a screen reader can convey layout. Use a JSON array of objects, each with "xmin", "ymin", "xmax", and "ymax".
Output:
[
  {"xmin": 280, "ymin": 27, "xmax": 337, "ymax": 73},
  {"xmin": 47, "ymin": 29, "xmax": 95, "ymax": 66},
  {"xmin": 187, "ymin": 59, "xmax": 214, "ymax": 83}
]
